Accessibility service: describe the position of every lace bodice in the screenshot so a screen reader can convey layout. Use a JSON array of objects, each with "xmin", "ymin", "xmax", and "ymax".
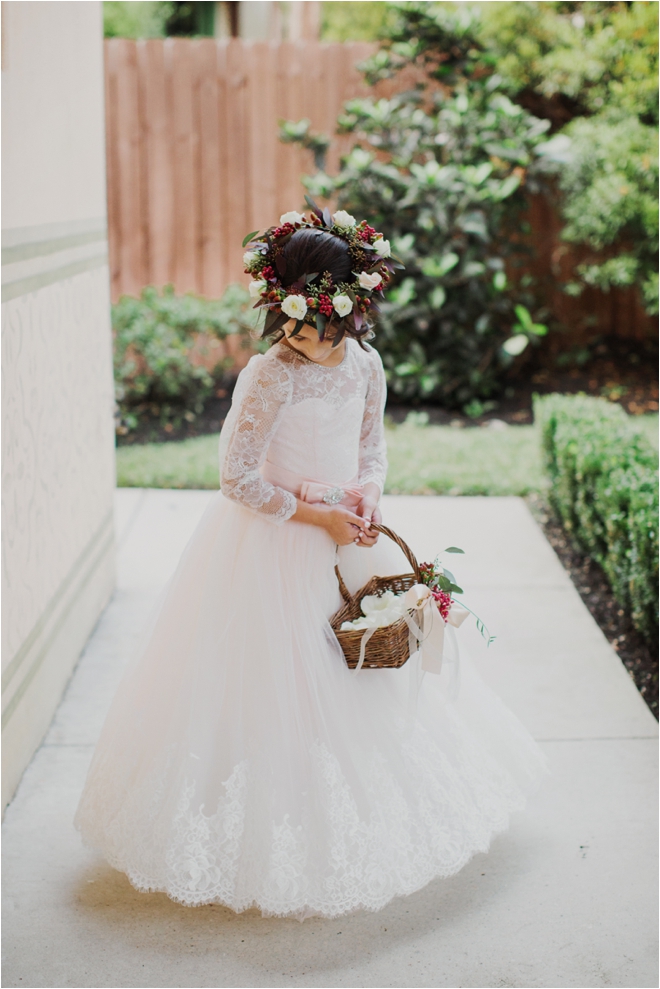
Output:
[{"xmin": 219, "ymin": 339, "xmax": 388, "ymax": 523}]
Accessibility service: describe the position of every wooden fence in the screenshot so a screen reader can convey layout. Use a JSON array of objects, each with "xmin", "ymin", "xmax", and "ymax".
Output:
[
  {"xmin": 104, "ymin": 38, "xmax": 652, "ymax": 342},
  {"xmin": 104, "ymin": 38, "xmax": 376, "ymax": 300}
]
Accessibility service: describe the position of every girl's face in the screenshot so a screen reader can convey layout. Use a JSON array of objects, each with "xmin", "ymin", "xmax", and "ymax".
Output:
[{"xmin": 281, "ymin": 319, "xmax": 346, "ymax": 366}]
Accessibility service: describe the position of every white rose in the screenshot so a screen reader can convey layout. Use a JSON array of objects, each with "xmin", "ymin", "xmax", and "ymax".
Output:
[
  {"xmin": 243, "ymin": 250, "xmax": 259, "ymax": 266},
  {"xmin": 358, "ymin": 271, "xmax": 383, "ymax": 291},
  {"xmin": 248, "ymin": 279, "xmax": 267, "ymax": 300},
  {"xmin": 281, "ymin": 294, "xmax": 308, "ymax": 320},
  {"xmin": 332, "ymin": 294, "xmax": 353, "ymax": 317},
  {"xmin": 279, "ymin": 211, "xmax": 305, "ymax": 225},
  {"xmin": 332, "ymin": 210, "xmax": 356, "ymax": 229},
  {"xmin": 372, "ymin": 237, "xmax": 391, "ymax": 257}
]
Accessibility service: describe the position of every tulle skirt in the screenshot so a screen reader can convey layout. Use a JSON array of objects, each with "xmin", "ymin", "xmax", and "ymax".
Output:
[{"xmin": 75, "ymin": 492, "xmax": 546, "ymax": 919}]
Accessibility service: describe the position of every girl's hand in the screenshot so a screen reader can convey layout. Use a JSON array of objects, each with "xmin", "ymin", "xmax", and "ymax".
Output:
[
  {"xmin": 322, "ymin": 506, "xmax": 370, "ymax": 546},
  {"xmin": 293, "ymin": 498, "xmax": 370, "ymax": 545},
  {"xmin": 354, "ymin": 484, "xmax": 382, "ymax": 547}
]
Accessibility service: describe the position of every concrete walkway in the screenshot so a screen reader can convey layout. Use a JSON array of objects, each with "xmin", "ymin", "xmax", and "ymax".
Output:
[{"xmin": 3, "ymin": 491, "xmax": 657, "ymax": 989}]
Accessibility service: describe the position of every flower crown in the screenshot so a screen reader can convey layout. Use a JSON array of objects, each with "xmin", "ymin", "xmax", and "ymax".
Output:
[{"xmin": 242, "ymin": 197, "xmax": 403, "ymax": 347}]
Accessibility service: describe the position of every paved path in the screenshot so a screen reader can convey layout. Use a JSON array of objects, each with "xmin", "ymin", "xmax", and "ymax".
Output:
[{"xmin": 3, "ymin": 491, "xmax": 657, "ymax": 989}]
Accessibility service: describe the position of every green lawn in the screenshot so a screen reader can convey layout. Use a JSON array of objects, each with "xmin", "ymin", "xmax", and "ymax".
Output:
[{"xmin": 115, "ymin": 414, "xmax": 658, "ymax": 496}]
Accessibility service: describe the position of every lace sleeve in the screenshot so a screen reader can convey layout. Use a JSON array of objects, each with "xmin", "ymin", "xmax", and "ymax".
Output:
[
  {"xmin": 358, "ymin": 347, "xmax": 388, "ymax": 495},
  {"xmin": 219, "ymin": 355, "xmax": 297, "ymax": 524}
]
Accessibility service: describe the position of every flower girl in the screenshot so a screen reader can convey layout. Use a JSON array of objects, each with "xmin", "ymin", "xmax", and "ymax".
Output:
[{"xmin": 75, "ymin": 207, "xmax": 545, "ymax": 920}]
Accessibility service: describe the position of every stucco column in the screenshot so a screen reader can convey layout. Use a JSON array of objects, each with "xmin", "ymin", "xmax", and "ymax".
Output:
[{"xmin": 1, "ymin": 1, "xmax": 116, "ymax": 812}]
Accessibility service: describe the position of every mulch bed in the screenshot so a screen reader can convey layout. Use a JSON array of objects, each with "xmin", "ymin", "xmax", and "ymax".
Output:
[
  {"xmin": 116, "ymin": 335, "xmax": 658, "ymax": 445},
  {"xmin": 527, "ymin": 493, "xmax": 658, "ymax": 720},
  {"xmin": 386, "ymin": 339, "xmax": 659, "ymax": 427}
]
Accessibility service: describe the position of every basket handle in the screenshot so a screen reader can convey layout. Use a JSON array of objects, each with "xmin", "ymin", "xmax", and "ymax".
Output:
[
  {"xmin": 335, "ymin": 566, "xmax": 354, "ymax": 605},
  {"xmin": 369, "ymin": 523, "xmax": 422, "ymax": 582},
  {"xmin": 334, "ymin": 522, "xmax": 422, "ymax": 605}
]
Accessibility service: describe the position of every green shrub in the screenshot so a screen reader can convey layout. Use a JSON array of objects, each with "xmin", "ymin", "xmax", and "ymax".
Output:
[
  {"xmin": 103, "ymin": 1, "xmax": 172, "ymax": 38},
  {"xmin": 320, "ymin": 2, "xmax": 394, "ymax": 42},
  {"xmin": 478, "ymin": 0, "xmax": 659, "ymax": 314},
  {"xmin": 283, "ymin": 4, "xmax": 551, "ymax": 409},
  {"xmin": 539, "ymin": 112, "xmax": 658, "ymax": 314},
  {"xmin": 535, "ymin": 393, "xmax": 658, "ymax": 643},
  {"xmin": 112, "ymin": 284, "xmax": 257, "ymax": 432}
]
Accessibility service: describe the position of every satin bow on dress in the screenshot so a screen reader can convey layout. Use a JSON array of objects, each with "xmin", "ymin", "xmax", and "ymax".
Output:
[{"xmin": 261, "ymin": 460, "xmax": 365, "ymax": 510}]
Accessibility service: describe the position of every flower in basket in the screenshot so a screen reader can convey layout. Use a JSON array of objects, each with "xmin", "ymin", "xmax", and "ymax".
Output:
[{"xmin": 340, "ymin": 589, "xmax": 406, "ymax": 631}]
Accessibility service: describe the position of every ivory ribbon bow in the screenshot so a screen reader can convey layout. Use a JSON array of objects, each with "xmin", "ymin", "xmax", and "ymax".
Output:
[
  {"xmin": 402, "ymin": 583, "xmax": 469, "ymax": 673},
  {"xmin": 352, "ymin": 583, "xmax": 469, "ymax": 676}
]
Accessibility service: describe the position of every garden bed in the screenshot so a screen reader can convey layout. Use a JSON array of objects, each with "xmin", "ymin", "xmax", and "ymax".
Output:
[{"xmin": 116, "ymin": 336, "xmax": 658, "ymax": 446}]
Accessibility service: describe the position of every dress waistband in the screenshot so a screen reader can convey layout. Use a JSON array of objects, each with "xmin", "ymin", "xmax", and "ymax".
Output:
[{"xmin": 261, "ymin": 461, "xmax": 364, "ymax": 509}]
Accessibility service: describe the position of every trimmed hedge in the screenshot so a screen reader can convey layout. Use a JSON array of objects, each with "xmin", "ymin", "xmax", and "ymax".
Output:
[{"xmin": 535, "ymin": 394, "xmax": 658, "ymax": 645}]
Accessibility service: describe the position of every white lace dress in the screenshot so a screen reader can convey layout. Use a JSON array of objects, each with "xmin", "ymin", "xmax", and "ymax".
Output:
[{"xmin": 75, "ymin": 339, "xmax": 546, "ymax": 919}]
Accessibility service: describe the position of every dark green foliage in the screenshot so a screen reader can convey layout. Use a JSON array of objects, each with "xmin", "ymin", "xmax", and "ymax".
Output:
[
  {"xmin": 287, "ymin": 5, "xmax": 551, "ymax": 407},
  {"xmin": 320, "ymin": 2, "xmax": 395, "ymax": 43},
  {"xmin": 165, "ymin": 1, "xmax": 215, "ymax": 37},
  {"xmin": 112, "ymin": 284, "xmax": 257, "ymax": 431},
  {"xmin": 284, "ymin": 2, "xmax": 657, "ymax": 406},
  {"xmin": 540, "ymin": 112, "xmax": 658, "ymax": 314},
  {"xmin": 535, "ymin": 393, "xmax": 658, "ymax": 644},
  {"xmin": 373, "ymin": 0, "xmax": 659, "ymax": 314},
  {"xmin": 103, "ymin": 1, "xmax": 172, "ymax": 38},
  {"xmin": 477, "ymin": 0, "xmax": 659, "ymax": 313},
  {"xmin": 103, "ymin": 1, "xmax": 215, "ymax": 39}
]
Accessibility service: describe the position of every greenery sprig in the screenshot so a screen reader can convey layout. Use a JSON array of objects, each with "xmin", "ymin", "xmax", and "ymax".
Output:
[{"xmin": 419, "ymin": 547, "xmax": 496, "ymax": 646}]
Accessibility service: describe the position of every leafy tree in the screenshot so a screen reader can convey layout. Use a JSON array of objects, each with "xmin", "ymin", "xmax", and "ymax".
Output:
[
  {"xmin": 541, "ymin": 113, "xmax": 658, "ymax": 312},
  {"xmin": 103, "ymin": 1, "xmax": 172, "ymax": 38},
  {"xmin": 284, "ymin": 5, "xmax": 550, "ymax": 406},
  {"xmin": 367, "ymin": 1, "xmax": 658, "ymax": 313},
  {"xmin": 478, "ymin": 0, "xmax": 658, "ymax": 124},
  {"xmin": 477, "ymin": 0, "xmax": 659, "ymax": 312},
  {"xmin": 103, "ymin": 0, "xmax": 215, "ymax": 39},
  {"xmin": 320, "ymin": 2, "xmax": 394, "ymax": 42}
]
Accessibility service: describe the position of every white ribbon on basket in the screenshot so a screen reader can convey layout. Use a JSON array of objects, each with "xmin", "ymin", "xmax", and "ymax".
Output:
[{"xmin": 352, "ymin": 583, "xmax": 469, "ymax": 677}]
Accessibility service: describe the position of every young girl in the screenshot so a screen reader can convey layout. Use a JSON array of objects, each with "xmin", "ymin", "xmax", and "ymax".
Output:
[{"xmin": 76, "ymin": 210, "xmax": 545, "ymax": 920}]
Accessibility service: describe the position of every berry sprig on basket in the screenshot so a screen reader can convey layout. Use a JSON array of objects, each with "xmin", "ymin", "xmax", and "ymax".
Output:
[
  {"xmin": 241, "ymin": 196, "xmax": 404, "ymax": 347},
  {"xmin": 419, "ymin": 548, "xmax": 495, "ymax": 645}
]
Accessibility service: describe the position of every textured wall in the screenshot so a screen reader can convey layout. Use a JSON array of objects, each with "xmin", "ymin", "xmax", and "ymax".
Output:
[{"xmin": 2, "ymin": 2, "xmax": 115, "ymax": 811}]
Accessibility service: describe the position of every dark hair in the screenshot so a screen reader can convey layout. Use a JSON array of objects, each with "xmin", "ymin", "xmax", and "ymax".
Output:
[
  {"xmin": 261, "ymin": 227, "xmax": 374, "ymax": 346},
  {"xmin": 281, "ymin": 228, "xmax": 352, "ymax": 288}
]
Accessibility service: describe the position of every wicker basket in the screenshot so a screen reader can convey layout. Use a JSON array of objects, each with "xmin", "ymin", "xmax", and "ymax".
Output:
[{"xmin": 331, "ymin": 523, "xmax": 422, "ymax": 670}]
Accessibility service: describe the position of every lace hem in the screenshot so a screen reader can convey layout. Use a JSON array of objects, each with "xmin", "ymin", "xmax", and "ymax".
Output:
[{"xmin": 76, "ymin": 726, "xmax": 534, "ymax": 920}]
